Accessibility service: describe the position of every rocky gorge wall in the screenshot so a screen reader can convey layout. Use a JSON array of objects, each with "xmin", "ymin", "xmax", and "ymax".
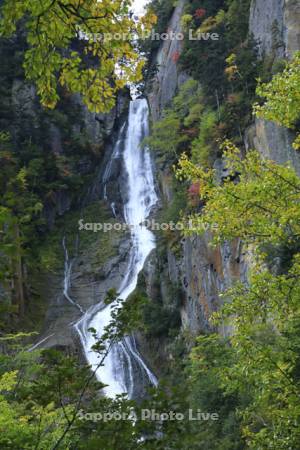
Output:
[
  {"xmin": 143, "ymin": 1, "xmax": 247, "ymax": 339},
  {"xmin": 0, "ymin": 31, "xmax": 133, "ymax": 336},
  {"xmin": 6, "ymin": 56, "xmax": 132, "ymax": 347},
  {"xmin": 27, "ymin": 0, "xmax": 300, "ymax": 372},
  {"xmin": 29, "ymin": 95, "xmax": 133, "ymax": 351},
  {"xmin": 37, "ymin": 219, "xmax": 131, "ymax": 352},
  {"xmin": 147, "ymin": 0, "xmax": 188, "ymax": 121},
  {"xmin": 10, "ymin": 77, "xmax": 130, "ymax": 226},
  {"xmin": 145, "ymin": 0, "xmax": 300, "ymax": 340},
  {"xmin": 248, "ymin": 0, "xmax": 300, "ymax": 176},
  {"xmin": 249, "ymin": 0, "xmax": 300, "ymax": 59}
]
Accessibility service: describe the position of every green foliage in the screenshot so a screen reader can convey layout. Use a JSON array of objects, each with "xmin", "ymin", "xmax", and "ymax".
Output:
[
  {"xmin": 0, "ymin": 342, "xmax": 135, "ymax": 449},
  {"xmin": 146, "ymin": 0, "xmax": 259, "ymax": 170},
  {"xmin": 142, "ymin": 297, "xmax": 181, "ymax": 338},
  {"xmin": 188, "ymin": 335, "xmax": 245, "ymax": 449},
  {"xmin": 255, "ymin": 51, "xmax": 300, "ymax": 150},
  {"xmin": 191, "ymin": 109, "xmax": 218, "ymax": 167},
  {"xmin": 0, "ymin": 32, "xmax": 118, "ymax": 322},
  {"xmin": 144, "ymin": 111, "xmax": 184, "ymax": 159},
  {"xmin": 0, "ymin": 0, "xmax": 154, "ymax": 112},
  {"xmin": 184, "ymin": 103, "xmax": 204, "ymax": 128},
  {"xmin": 179, "ymin": 0, "xmax": 258, "ymax": 141},
  {"xmin": 180, "ymin": 0, "xmax": 250, "ymax": 95},
  {"xmin": 0, "ymin": 299, "xmax": 195, "ymax": 449},
  {"xmin": 177, "ymin": 141, "xmax": 300, "ymax": 247},
  {"xmin": 0, "ymin": 348, "xmax": 75, "ymax": 449},
  {"xmin": 255, "ymin": 52, "xmax": 300, "ymax": 128},
  {"xmin": 0, "ymin": 132, "xmax": 45, "ymax": 319},
  {"xmin": 176, "ymin": 141, "xmax": 300, "ymax": 448},
  {"xmin": 160, "ymin": 177, "xmax": 187, "ymax": 224},
  {"xmin": 173, "ymin": 79, "xmax": 203, "ymax": 119},
  {"xmin": 117, "ymin": 280, "xmax": 182, "ymax": 339},
  {"xmin": 145, "ymin": 79, "xmax": 205, "ymax": 164},
  {"xmin": 147, "ymin": 0, "xmax": 175, "ymax": 36},
  {"xmin": 212, "ymin": 269, "xmax": 300, "ymax": 449}
]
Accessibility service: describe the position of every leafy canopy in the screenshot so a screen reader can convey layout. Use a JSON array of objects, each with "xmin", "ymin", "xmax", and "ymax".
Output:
[
  {"xmin": 0, "ymin": 0, "xmax": 156, "ymax": 112},
  {"xmin": 177, "ymin": 140, "xmax": 300, "ymax": 247}
]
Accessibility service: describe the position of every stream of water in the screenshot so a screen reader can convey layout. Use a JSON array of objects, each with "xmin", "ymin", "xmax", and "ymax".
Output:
[{"xmin": 75, "ymin": 99, "xmax": 158, "ymax": 398}]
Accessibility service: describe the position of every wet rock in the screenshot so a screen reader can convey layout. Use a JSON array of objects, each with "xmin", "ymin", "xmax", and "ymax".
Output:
[{"xmin": 36, "ymin": 232, "xmax": 131, "ymax": 351}]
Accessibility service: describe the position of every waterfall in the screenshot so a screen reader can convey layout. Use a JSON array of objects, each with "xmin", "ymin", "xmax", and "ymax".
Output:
[
  {"xmin": 62, "ymin": 237, "xmax": 84, "ymax": 314},
  {"xmin": 75, "ymin": 99, "xmax": 158, "ymax": 398}
]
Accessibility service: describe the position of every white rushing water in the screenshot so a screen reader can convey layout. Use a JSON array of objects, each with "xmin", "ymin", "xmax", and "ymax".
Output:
[
  {"xmin": 132, "ymin": 0, "xmax": 147, "ymax": 16},
  {"xmin": 76, "ymin": 99, "xmax": 158, "ymax": 397},
  {"xmin": 62, "ymin": 237, "xmax": 84, "ymax": 314}
]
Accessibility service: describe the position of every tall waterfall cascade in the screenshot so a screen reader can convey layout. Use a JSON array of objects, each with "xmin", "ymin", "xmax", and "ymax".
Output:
[{"xmin": 76, "ymin": 99, "xmax": 158, "ymax": 398}]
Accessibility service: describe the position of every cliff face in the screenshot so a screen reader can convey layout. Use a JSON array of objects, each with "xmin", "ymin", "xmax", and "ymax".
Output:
[
  {"xmin": 249, "ymin": 0, "xmax": 300, "ymax": 58},
  {"xmin": 145, "ymin": 3, "xmax": 249, "ymax": 337},
  {"xmin": 0, "ymin": 31, "xmax": 132, "ymax": 327},
  {"xmin": 30, "ymin": 111, "xmax": 131, "ymax": 351},
  {"xmin": 147, "ymin": 0, "xmax": 188, "ymax": 121},
  {"xmin": 248, "ymin": 0, "xmax": 300, "ymax": 175},
  {"xmin": 284, "ymin": 0, "xmax": 300, "ymax": 57},
  {"xmin": 249, "ymin": 0, "xmax": 285, "ymax": 58},
  {"xmin": 10, "ymin": 78, "xmax": 130, "ymax": 227},
  {"xmin": 146, "ymin": 0, "xmax": 300, "ymax": 337},
  {"xmin": 246, "ymin": 118, "xmax": 300, "ymax": 176},
  {"xmin": 39, "ymin": 224, "xmax": 131, "ymax": 352}
]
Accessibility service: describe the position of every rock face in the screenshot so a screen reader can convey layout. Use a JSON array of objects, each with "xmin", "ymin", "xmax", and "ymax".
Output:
[
  {"xmin": 20, "ymin": 84, "xmax": 130, "ymax": 352},
  {"xmin": 249, "ymin": 0, "xmax": 300, "ymax": 58},
  {"xmin": 72, "ymin": 91, "xmax": 130, "ymax": 153},
  {"xmin": 144, "ymin": 0, "xmax": 250, "ymax": 336},
  {"xmin": 249, "ymin": 0, "xmax": 285, "ymax": 58},
  {"xmin": 178, "ymin": 237, "xmax": 248, "ymax": 336},
  {"xmin": 10, "ymin": 75, "xmax": 130, "ymax": 227},
  {"xmin": 248, "ymin": 0, "xmax": 300, "ymax": 173},
  {"xmin": 144, "ymin": 0, "xmax": 300, "ymax": 338},
  {"xmin": 284, "ymin": 0, "xmax": 300, "ymax": 57},
  {"xmin": 145, "ymin": 2, "xmax": 229, "ymax": 335},
  {"xmin": 246, "ymin": 119, "xmax": 300, "ymax": 176},
  {"xmin": 32, "ymin": 109, "xmax": 131, "ymax": 353},
  {"xmin": 147, "ymin": 0, "xmax": 188, "ymax": 120},
  {"xmin": 38, "ymin": 232, "xmax": 131, "ymax": 352},
  {"xmin": 144, "ymin": 232, "xmax": 249, "ymax": 337}
]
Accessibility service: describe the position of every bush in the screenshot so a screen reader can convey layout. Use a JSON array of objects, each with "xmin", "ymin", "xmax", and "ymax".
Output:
[{"xmin": 191, "ymin": 109, "xmax": 218, "ymax": 166}]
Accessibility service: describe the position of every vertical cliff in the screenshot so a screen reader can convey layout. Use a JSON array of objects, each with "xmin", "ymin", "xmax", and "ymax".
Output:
[
  {"xmin": 145, "ymin": 0, "xmax": 300, "ymax": 338},
  {"xmin": 144, "ymin": 3, "xmax": 245, "ymax": 338},
  {"xmin": 248, "ymin": 0, "xmax": 300, "ymax": 175},
  {"xmin": 0, "ymin": 30, "xmax": 131, "ymax": 333},
  {"xmin": 249, "ymin": 0, "xmax": 300, "ymax": 58},
  {"xmin": 147, "ymin": 0, "xmax": 188, "ymax": 121},
  {"xmin": 10, "ymin": 79, "xmax": 130, "ymax": 226}
]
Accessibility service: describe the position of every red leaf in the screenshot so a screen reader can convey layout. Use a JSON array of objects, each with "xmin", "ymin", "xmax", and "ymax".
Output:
[{"xmin": 194, "ymin": 8, "xmax": 206, "ymax": 19}]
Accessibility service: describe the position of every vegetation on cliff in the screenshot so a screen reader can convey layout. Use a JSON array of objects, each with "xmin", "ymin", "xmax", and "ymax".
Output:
[
  {"xmin": 176, "ymin": 141, "xmax": 300, "ymax": 448},
  {"xmin": 143, "ymin": 1, "xmax": 300, "ymax": 448},
  {"xmin": 255, "ymin": 51, "xmax": 300, "ymax": 150},
  {"xmin": 1, "ymin": 0, "xmax": 300, "ymax": 449},
  {"xmin": 0, "ymin": 0, "xmax": 133, "ymax": 324}
]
